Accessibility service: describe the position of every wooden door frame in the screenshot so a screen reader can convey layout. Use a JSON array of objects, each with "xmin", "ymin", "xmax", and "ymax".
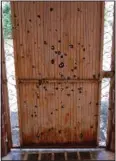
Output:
[
  {"xmin": 106, "ymin": 21, "xmax": 115, "ymax": 151},
  {"xmin": 1, "ymin": 30, "xmax": 12, "ymax": 156}
]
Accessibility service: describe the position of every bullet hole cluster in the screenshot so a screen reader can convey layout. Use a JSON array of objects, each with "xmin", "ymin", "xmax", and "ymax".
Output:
[{"xmin": 78, "ymin": 87, "xmax": 83, "ymax": 94}]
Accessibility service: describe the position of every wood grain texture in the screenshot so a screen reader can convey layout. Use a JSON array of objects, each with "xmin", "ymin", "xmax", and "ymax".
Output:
[
  {"xmin": 1, "ymin": 31, "xmax": 12, "ymax": 155},
  {"xmin": 11, "ymin": 2, "xmax": 104, "ymax": 146}
]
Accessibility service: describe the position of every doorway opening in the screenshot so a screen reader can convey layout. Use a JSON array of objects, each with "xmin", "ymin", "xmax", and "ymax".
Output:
[
  {"xmin": 99, "ymin": 2, "xmax": 114, "ymax": 146},
  {"xmin": 2, "ymin": 2, "xmax": 20, "ymax": 147}
]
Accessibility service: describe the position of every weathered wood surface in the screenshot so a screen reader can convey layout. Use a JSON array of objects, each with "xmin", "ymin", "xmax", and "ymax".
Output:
[
  {"xmin": 11, "ymin": 2, "xmax": 104, "ymax": 146},
  {"xmin": 1, "ymin": 31, "xmax": 12, "ymax": 156}
]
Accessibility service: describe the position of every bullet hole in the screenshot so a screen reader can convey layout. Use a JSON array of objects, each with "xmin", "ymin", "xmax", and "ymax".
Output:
[
  {"xmin": 21, "ymin": 56, "xmax": 24, "ymax": 58},
  {"xmin": 55, "ymin": 87, "xmax": 58, "ymax": 90},
  {"xmin": 71, "ymin": 89, "xmax": 74, "ymax": 92},
  {"xmin": 89, "ymin": 102, "xmax": 92, "ymax": 104},
  {"xmin": 55, "ymin": 29, "xmax": 57, "ymax": 32},
  {"xmin": 90, "ymin": 125, "xmax": 93, "ymax": 129},
  {"xmin": 61, "ymin": 105, "xmax": 64, "ymax": 108},
  {"xmin": 58, "ymin": 51, "xmax": 61, "ymax": 55},
  {"xmin": 32, "ymin": 65, "xmax": 36, "ymax": 68},
  {"xmin": 31, "ymin": 114, "xmax": 33, "ymax": 117},
  {"xmin": 37, "ymin": 15, "xmax": 40, "ymax": 18},
  {"xmin": 73, "ymin": 75, "xmax": 76, "ymax": 78},
  {"xmin": 96, "ymin": 103, "xmax": 99, "ymax": 105},
  {"xmin": 80, "ymin": 133, "xmax": 83, "ymax": 139},
  {"xmin": 61, "ymin": 88, "xmax": 64, "ymax": 91},
  {"xmin": 58, "ymin": 130, "xmax": 61, "ymax": 134},
  {"xmin": 27, "ymin": 30, "xmax": 30, "ymax": 33},
  {"xmin": 14, "ymin": 14, "xmax": 17, "ymax": 17},
  {"xmin": 17, "ymin": 24, "xmax": 19, "ymax": 26},
  {"xmin": 34, "ymin": 112, "xmax": 36, "ymax": 114},
  {"xmin": 83, "ymin": 57, "xmax": 85, "ymax": 60},
  {"xmin": 79, "ymin": 98, "xmax": 80, "ymax": 100},
  {"xmin": 44, "ymin": 41, "xmax": 47, "ymax": 45},
  {"xmin": 58, "ymin": 40, "xmax": 61, "ymax": 43},
  {"xmin": 51, "ymin": 45, "xmax": 55, "ymax": 50},
  {"xmin": 55, "ymin": 51, "xmax": 61, "ymax": 55},
  {"xmin": 35, "ymin": 105, "xmax": 38, "ymax": 108},
  {"xmin": 60, "ymin": 55, "xmax": 63, "ymax": 58},
  {"xmin": 55, "ymin": 109, "xmax": 58, "ymax": 111},
  {"xmin": 43, "ymin": 86, "xmax": 47, "ymax": 91},
  {"xmin": 65, "ymin": 86, "xmax": 68, "ymax": 89},
  {"xmin": 69, "ymin": 44, "xmax": 73, "ymax": 48},
  {"xmin": 50, "ymin": 8, "xmax": 53, "ymax": 11},
  {"xmin": 34, "ymin": 42, "xmax": 36, "ymax": 44},
  {"xmin": 48, "ymin": 129, "xmax": 51, "ymax": 132},
  {"xmin": 79, "ymin": 91, "xmax": 82, "ymax": 93},
  {"xmin": 38, "ymin": 80, "xmax": 42, "ymax": 85},
  {"xmin": 93, "ymin": 74, "xmax": 96, "ymax": 78},
  {"xmin": 78, "ymin": 87, "xmax": 82, "ymax": 90},
  {"xmin": 74, "ymin": 66, "xmax": 77, "ymax": 70},
  {"xmin": 29, "ymin": 19, "xmax": 31, "ymax": 22},
  {"xmin": 67, "ymin": 94, "xmax": 70, "ymax": 96},
  {"xmin": 51, "ymin": 59, "xmax": 55, "ymax": 64},
  {"xmin": 71, "ymin": 69, "xmax": 74, "ymax": 72},
  {"xmin": 83, "ymin": 48, "xmax": 85, "ymax": 51},
  {"xmin": 78, "ymin": 43, "xmax": 80, "ymax": 45},
  {"xmin": 77, "ymin": 8, "xmax": 81, "ymax": 12},
  {"xmin": 64, "ymin": 53, "xmax": 67, "ymax": 56},
  {"xmin": 51, "ymin": 112, "xmax": 53, "ymax": 115},
  {"xmin": 37, "ymin": 95, "xmax": 39, "ymax": 99},
  {"xmin": 59, "ymin": 62, "xmax": 64, "ymax": 68},
  {"xmin": 67, "ymin": 76, "xmax": 70, "ymax": 80}
]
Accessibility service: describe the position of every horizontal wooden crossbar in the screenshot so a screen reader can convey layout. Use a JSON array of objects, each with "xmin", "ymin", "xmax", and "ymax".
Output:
[{"xmin": 18, "ymin": 78, "xmax": 99, "ymax": 84}]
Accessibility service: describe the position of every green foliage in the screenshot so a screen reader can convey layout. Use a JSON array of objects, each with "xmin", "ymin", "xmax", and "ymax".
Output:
[{"xmin": 2, "ymin": 2, "xmax": 12, "ymax": 39}]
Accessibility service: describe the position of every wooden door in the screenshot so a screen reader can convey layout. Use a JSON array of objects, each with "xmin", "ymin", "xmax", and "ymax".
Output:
[{"xmin": 11, "ymin": 2, "xmax": 104, "ymax": 147}]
